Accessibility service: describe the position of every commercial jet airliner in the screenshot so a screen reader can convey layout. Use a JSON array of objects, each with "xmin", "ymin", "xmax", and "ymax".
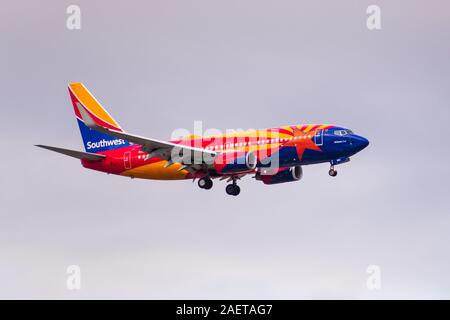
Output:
[{"xmin": 36, "ymin": 83, "xmax": 369, "ymax": 196}]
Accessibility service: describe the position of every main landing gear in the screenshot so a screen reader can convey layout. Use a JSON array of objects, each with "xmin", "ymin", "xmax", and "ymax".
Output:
[
  {"xmin": 225, "ymin": 177, "xmax": 240, "ymax": 196},
  {"xmin": 328, "ymin": 165, "xmax": 338, "ymax": 177},
  {"xmin": 197, "ymin": 176, "xmax": 241, "ymax": 196},
  {"xmin": 226, "ymin": 183, "xmax": 240, "ymax": 196},
  {"xmin": 198, "ymin": 177, "xmax": 213, "ymax": 190}
]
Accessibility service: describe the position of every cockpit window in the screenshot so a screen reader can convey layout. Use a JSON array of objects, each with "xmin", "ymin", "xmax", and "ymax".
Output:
[
  {"xmin": 334, "ymin": 129, "xmax": 353, "ymax": 136},
  {"xmin": 334, "ymin": 130, "xmax": 346, "ymax": 136}
]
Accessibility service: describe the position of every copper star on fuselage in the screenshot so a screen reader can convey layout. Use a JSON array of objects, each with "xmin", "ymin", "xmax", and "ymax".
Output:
[{"xmin": 283, "ymin": 127, "xmax": 322, "ymax": 160}]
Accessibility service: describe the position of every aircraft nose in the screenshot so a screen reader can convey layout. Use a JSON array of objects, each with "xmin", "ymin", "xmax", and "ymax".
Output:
[{"xmin": 352, "ymin": 135, "xmax": 369, "ymax": 151}]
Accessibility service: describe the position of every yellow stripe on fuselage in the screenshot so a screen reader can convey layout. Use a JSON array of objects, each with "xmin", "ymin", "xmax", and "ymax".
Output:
[
  {"xmin": 303, "ymin": 124, "xmax": 316, "ymax": 133},
  {"xmin": 121, "ymin": 161, "xmax": 188, "ymax": 180}
]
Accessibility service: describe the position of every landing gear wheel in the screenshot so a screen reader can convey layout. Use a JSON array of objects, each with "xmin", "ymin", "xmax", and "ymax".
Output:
[
  {"xmin": 226, "ymin": 184, "xmax": 240, "ymax": 196},
  {"xmin": 204, "ymin": 178, "xmax": 213, "ymax": 190},
  {"xmin": 328, "ymin": 169, "xmax": 338, "ymax": 177},
  {"xmin": 198, "ymin": 177, "xmax": 213, "ymax": 189}
]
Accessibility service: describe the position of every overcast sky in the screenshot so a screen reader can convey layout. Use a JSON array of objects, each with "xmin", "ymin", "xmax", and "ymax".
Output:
[{"xmin": 1, "ymin": 0, "xmax": 450, "ymax": 299}]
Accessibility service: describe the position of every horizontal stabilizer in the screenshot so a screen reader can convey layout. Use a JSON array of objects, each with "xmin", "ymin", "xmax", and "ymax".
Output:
[{"xmin": 35, "ymin": 145, "xmax": 106, "ymax": 161}]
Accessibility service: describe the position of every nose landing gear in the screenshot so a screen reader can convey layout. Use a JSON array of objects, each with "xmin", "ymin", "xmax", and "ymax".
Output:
[
  {"xmin": 328, "ymin": 165, "xmax": 338, "ymax": 177},
  {"xmin": 328, "ymin": 157, "xmax": 350, "ymax": 176}
]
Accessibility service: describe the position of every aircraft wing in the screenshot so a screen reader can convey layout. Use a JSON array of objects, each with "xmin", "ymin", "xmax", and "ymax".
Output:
[{"xmin": 76, "ymin": 102, "xmax": 217, "ymax": 167}]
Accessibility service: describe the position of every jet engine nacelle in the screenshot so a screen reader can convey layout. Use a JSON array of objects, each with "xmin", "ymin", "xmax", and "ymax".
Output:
[
  {"xmin": 256, "ymin": 166, "xmax": 303, "ymax": 185},
  {"xmin": 213, "ymin": 151, "xmax": 257, "ymax": 174}
]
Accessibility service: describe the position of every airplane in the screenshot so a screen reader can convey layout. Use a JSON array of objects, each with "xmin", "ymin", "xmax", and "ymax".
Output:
[{"xmin": 36, "ymin": 83, "xmax": 369, "ymax": 196}]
